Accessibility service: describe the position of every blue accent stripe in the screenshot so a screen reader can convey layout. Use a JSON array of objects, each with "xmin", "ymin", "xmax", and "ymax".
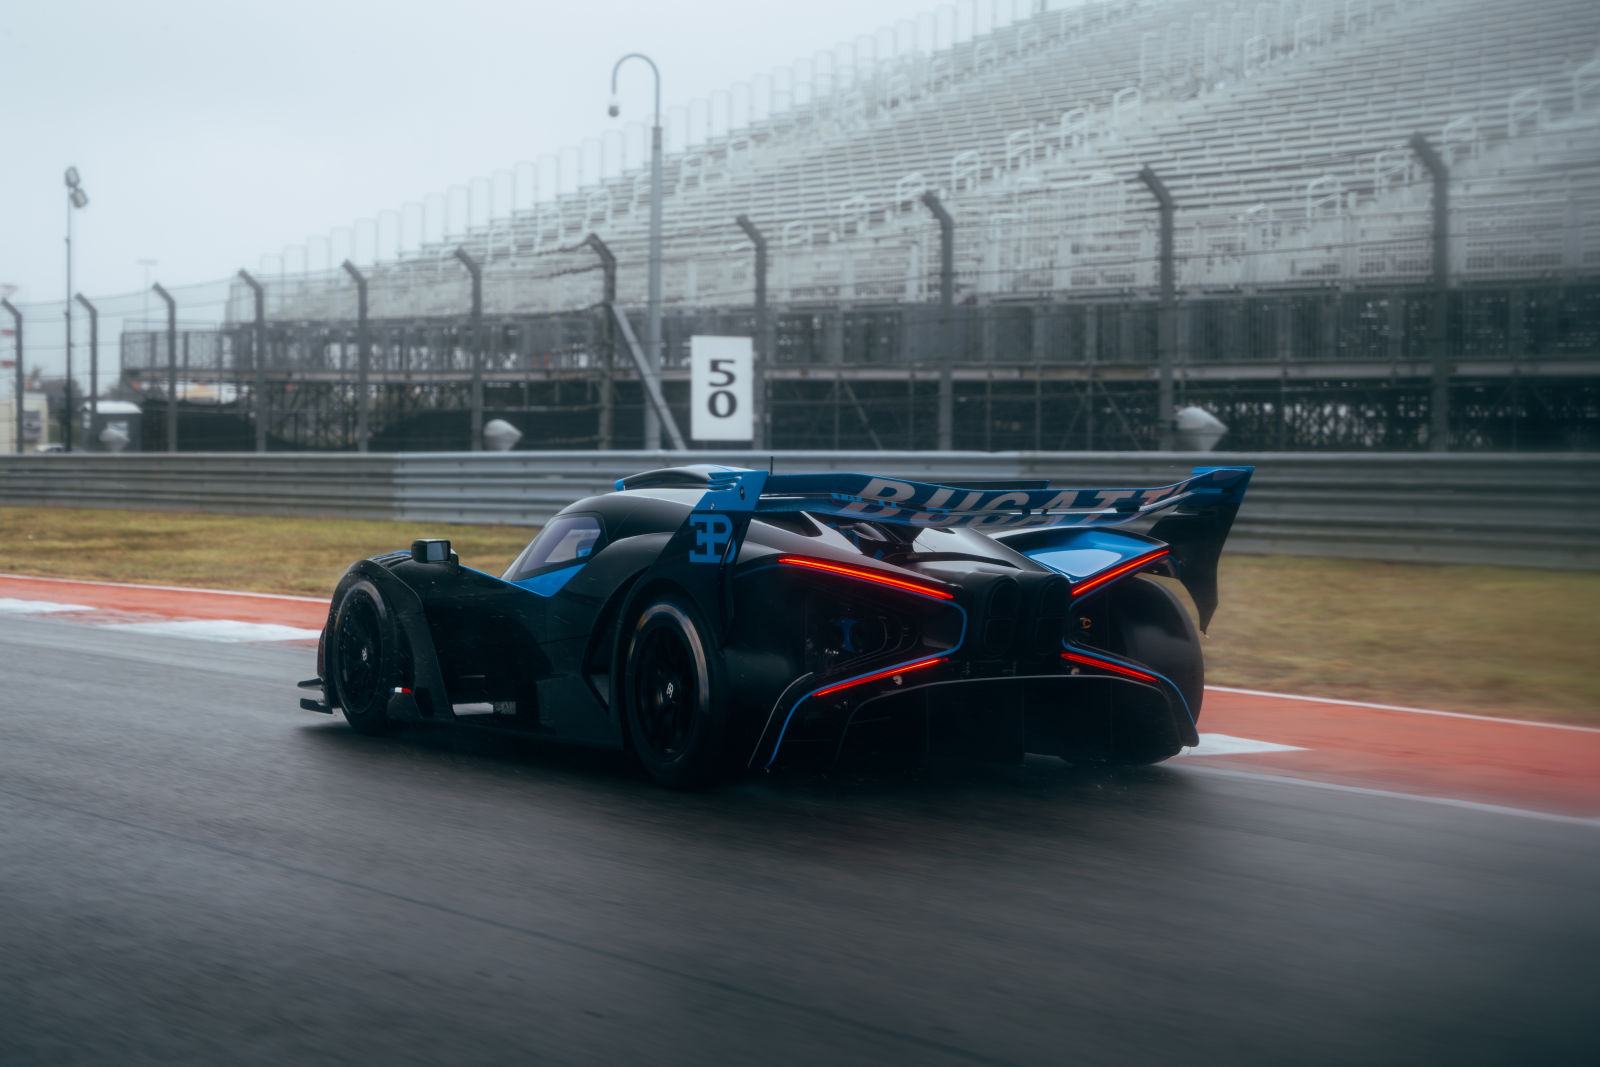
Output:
[
  {"xmin": 510, "ymin": 563, "xmax": 584, "ymax": 598},
  {"xmin": 764, "ymin": 600, "xmax": 968, "ymax": 769},
  {"xmin": 1061, "ymin": 642, "xmax": 1195, "ymax": 732}
]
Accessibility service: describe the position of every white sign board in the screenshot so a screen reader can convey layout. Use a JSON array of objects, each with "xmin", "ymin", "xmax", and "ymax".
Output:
[{"xmin": 690, "ymin": 335, "xmax": 753, "ymax": 442}]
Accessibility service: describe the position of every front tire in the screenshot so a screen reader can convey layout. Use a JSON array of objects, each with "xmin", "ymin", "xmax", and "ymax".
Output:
[
  {"xmin": 330, "ymin": 579, "xmax": 400, "ymax": 736},
  {"xmin": 622, "ymin": 595, "xmax": 729, "ymax": 788}
]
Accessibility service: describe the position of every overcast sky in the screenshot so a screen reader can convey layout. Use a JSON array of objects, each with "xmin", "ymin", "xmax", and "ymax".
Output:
[{"xmin": 1, "ymin": 0, "xmax": 1026, "ymax": 312}]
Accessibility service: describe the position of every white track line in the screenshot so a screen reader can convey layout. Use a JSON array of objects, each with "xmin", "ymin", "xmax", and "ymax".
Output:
[
  {"xmin": 0, "ymin": 572, "xmax": 326, "ymax": 603},
  {"xmin": 0, "ymin": 598, "xmax": 95, "ymax": 615},
  {"xmin": 103, "ymin": 620, "xmax": 322, "ymax": 643},
  {"xmin": 1177, "ymin": 733, "xmax": 1307, "ymax": 757},
  {"xmin": 1182, "ymin": 764, "xmax": 1600, "ymax": 828},
  {"xmin": 1206, "ymin": 684, "xmax": 1600, "ymax": 734}
]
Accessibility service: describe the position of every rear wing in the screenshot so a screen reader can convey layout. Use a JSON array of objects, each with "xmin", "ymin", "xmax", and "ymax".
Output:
[
  {"xmin": 626, "ymin": 465, "xmax": 1252, "ymax": 632},
  {"xmin": 745, "ymin": 467, "xmax": 1251, "ymax": 532}
]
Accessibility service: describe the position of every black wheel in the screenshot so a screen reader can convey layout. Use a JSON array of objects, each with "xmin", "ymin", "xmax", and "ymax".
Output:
[
  {"xmin": 330, "ymin": 579, "xmax": 400, "ymax": 736},
  {"xmin": 622, "ymin": 595, "xmax": 729, "ymax": 788},
  {"xmin": 1102, "ymin": 577, "xmax": 1205, "ymax": 765}
]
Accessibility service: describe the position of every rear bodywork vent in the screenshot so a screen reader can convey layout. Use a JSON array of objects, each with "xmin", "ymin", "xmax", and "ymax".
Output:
[
  {"xmin": 1021, "ymin": 574, "xmax": 1070, "ymax": 656},
  {"xmin": 978, "ymin": 577, "xmax": 1020, "ymax": 657}
]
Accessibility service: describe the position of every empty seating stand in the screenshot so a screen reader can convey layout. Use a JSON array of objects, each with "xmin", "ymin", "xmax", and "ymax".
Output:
[{"xmin": 262, "ymin": 0, "xmax": 1600, "ymax": 319}]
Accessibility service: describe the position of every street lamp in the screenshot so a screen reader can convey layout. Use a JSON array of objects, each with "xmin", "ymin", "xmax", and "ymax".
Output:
[
  {"xmin": 609, "ymin": 52, "xmax": 664, "ymax": 450},
  {"xmin": 63, "ymin": 167, "xmax": 88, "ymax": 451}
]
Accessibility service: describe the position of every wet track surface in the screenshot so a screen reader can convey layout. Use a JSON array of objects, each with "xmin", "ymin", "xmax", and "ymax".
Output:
[{"xmin": 2, "ymin": 612, "xmax": 1596, "ymax": 1066}]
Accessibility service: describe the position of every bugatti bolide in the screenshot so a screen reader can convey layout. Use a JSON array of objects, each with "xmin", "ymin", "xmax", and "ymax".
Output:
[{"xmin": 298, "ymin": 464, "xmax": 1252, "ymax": 787}]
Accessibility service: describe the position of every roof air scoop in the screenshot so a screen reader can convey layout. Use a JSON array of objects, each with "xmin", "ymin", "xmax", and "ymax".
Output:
[{"xmin": 616, "ymin": 465, "xmax": 752, "ymax": 491}]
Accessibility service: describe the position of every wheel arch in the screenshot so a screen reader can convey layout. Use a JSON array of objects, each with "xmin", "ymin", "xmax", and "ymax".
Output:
[
  {"xmin": 330, "ymin": 558, "xmax": 450, "ymax": 719},
  {"xmin": 1102, "ymin": 574, "xmax": 1206, "ymax": 736}
]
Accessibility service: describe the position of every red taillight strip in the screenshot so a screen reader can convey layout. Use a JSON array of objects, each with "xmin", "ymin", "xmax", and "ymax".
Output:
[
  {"xmin": 811, "ymin": 656, "xmax": 948, "ymax": 699},
  {"xmin": 1061, "ymin": 651, "xmax": 1159, "ymax": 684},
  {"xmin": 1069, "ymin": 547, "xmax": 1170, "ymax": 599},
  {"xmin": 778, "ymin": 556, "xmax": 956, "ymax": 600}
]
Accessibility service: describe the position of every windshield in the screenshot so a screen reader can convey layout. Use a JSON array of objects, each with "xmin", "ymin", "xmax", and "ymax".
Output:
[{"xmin": 503, "ymin": 515, "xmax": 603, "ymax": 581}]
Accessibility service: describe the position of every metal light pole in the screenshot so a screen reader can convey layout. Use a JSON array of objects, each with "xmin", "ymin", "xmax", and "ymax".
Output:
[
  {"xmin": 237, "ymin": 270, "xmax": 267, "ymax": 452},
  {"xmin": 1138, "ymin": 165, "xmax": 1178, "ymax": 451},
  {"xmin": 610, "ymin": 52, "xmax": 664, "ymax": 450},
  {"xmin": 341, "ymin": 260, "xmax": 371, "ymax": 452},
  {"xmin": 63, "ymin": 167, "xmax": 88, "ymax": 451},
  {"xmin": 2, "ymin": 299, "xmax": 22, "ymax": 453},
  {"xmin": 453, "ymin": 247, "xmax": 484, "ymax": 451},
  {"xmin": 734, "ymin": 214, "xmax": 769, "ymax": 450},
  {"xmin": 583, "ymin": 233, "xmax": 618, "ymax": 450},
  {"xmin": 152, "ymin": 282, "xmax": 177, "ymax": 452},
  {"xmin": 74, "ymin": 294, "xmax": 98, "ymax": 438},
  {"xmin": 1410, "ymin": 132, "xmax": 1452, "ymax": 452},
  {"xmin": 921, "ymin": 192, "xmax": 956, "ymax": 451}
]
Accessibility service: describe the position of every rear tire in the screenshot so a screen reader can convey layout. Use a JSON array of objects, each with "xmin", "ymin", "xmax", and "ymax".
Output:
[
  {"xmin": 330, "ymin": 580, "xmax": 400, "ymax": 736},
  {"xmin": 622, "ymin": 595, "xmax": 729, "ymax": 788},
  {"xmin": 1102, "ymin": 577, "xmax": 1204, "ymax": 765}
]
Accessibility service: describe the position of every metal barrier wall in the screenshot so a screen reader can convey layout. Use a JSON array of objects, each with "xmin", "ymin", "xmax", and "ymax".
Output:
[{"xmin": 2, "ymin": 452, "xmax": 1596, "ymax": 569}]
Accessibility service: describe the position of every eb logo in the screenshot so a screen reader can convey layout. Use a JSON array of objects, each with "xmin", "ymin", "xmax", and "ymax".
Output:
[{"xmin": 688, "ymin": 513, "xmax": 734, "ymax": 563}]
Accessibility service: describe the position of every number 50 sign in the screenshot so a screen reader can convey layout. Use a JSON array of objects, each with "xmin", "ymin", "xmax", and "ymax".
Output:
[{"xmin": 690, "ymin": 335, "xmax": 753, "ymax": 442}]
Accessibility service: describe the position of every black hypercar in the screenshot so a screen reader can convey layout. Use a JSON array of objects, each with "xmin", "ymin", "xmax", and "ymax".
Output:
[{"xmin": 299, "ymin": 464, "xmax": 1253, "ymax": 787}]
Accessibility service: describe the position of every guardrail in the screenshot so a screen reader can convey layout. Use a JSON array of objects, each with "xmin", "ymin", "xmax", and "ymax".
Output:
[{"xmin": 2, "ymin": 451, "xmax": 1596, "ymax": 570}]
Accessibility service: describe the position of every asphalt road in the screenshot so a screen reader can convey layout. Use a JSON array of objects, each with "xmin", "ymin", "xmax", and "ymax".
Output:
[{"xmin": 1, "ymin": 613, "xmax": 1595, "ymax": 1066}]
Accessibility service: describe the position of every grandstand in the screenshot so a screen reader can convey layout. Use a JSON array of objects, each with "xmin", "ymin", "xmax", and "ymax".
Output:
[
  {"xmin": 120, "ymin": 0, "xmax": 1599, "ymax": 452},
  {"xmin": 248, "ymin": 0, "xmax": 1600, "ymax": 316}
]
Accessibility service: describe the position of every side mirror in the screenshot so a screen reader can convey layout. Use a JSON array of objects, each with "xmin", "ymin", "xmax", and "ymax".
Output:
[{"xmin": 410, "ymin": 538, "xmax": 453, "ymax": 564}]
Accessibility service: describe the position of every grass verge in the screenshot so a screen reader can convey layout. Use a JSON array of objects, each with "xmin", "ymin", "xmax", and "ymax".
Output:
[
  {"xmin": 0, "ymin": 507, "xmax": 533, "ymax": 599},
  {"xmin": 4, "ymin": 505, "xmax": 1596, "ymax": 724}
]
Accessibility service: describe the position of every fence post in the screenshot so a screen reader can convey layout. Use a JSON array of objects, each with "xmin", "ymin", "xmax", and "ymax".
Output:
[
  {"xmin": 152, "ymin": 283, "xmax": 177, "ymax": 451},
  {"xmin": 453, "ymin": 247, "xmax": 484, "ymax": 451},
  {"xmin": 735, "ymin": 214, "xmax": 769, "ymax": 449},
  {"xmin": 237, "ymin": 270, "xmax": 267, "ymax": 452},
  {"xmin": 1138, "ymin": 165, "xmax": 1176, "ymax": 451},
  {"xmin": 74, "ymin": 294, "xmax": 98, "ymax": 436},
  {"xmin": 584, "ymin": 233, "xmax": 617, "ymax": 450},
  {"xmin": 1410, "ymin": 132, "xmax": 1451, "ymax": 451},
  {"xmin": 921, "ymin": 191, "xmax": 955, "ymax": 450},
  {"xmin": 341, "ymin": 260, "xmax": 371, "ymax": 452},
  {"xmin": 1, "ymin": 300, "xmax": 21, "ymax": 453}
]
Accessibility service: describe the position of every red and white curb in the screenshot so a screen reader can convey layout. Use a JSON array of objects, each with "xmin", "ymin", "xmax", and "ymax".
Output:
[
  {"xmin": 0, "ymin": 575, "xmax": 325, "ymax": 643},
  {"xmin": 1, "ymin": 596, "xmax": 319, "ymax": 642}
]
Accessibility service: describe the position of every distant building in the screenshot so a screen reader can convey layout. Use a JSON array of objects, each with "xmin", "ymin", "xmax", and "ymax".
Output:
[{"xmin": 0, "ymin": 393, "xmax": 50, "ymax": 454}]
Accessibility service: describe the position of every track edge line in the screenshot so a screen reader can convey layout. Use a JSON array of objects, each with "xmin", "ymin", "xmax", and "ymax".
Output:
[{"xmin": 1204, "ymin": 684, "xmax": 1600, "ymax": 733}]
